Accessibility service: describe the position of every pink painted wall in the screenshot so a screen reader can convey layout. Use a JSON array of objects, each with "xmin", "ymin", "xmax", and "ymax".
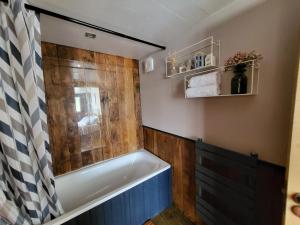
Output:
[{"xmin": 139, "ymin": 0, "xmax": 300, "ymax": 166}]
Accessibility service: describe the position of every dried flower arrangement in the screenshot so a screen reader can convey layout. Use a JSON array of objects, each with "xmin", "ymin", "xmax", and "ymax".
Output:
[{"xmin": 224, "ymin": 51, "xmax": 262, "ymax": 72}]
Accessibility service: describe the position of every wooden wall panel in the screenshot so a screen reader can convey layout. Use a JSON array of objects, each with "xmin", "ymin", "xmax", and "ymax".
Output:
[
  {"xmin": 42, "ymin": 42, "xmax": 143, "ymax": 175},
  {"xmin": 143, "ymin": 126, "xmax": 203, "ymax": 225},
  {"xmin": 181, "ymin": 138, "xmax": 199, "ymax": 223},
  {"xmin": 143, "ymin": 126, "xmax": 285, "ymax": 225}
]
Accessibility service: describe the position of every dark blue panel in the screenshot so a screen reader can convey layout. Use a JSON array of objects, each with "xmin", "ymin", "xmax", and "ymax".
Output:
[
  {"xmin": 143, "ymin": 176, "xmax": 159, "ymax": 219},
  {"xmin": 76, "ymin": 210, "xmax": 91, "ymax": 225},
  {"xmin": 111, "ymin": 194, "xmax": 124, "ymax": 225},
  {"xmin": 158, "ymin": 169, "xmax": 172, "ymax": 214},
  {"xmin": 63, "ymin": 168, "xmax": 172, "ymax": 225},
  {"xmin": 91, "ymin": 202, "xmax": 106, "ymax": 225},
  {"xmin": 121, "ymin": 191, "xmax": 131, "ymax": 225},
  {"xmin": 103, "ymin": 199, "xmax": 113, "ymax": 225},
  {"xmin": 89, "ymin": 208, "xmax": 98, "ymax": 225},
  {"xmin": 130, "ymin": 184, "xmax": 146, "ymax": 225}
]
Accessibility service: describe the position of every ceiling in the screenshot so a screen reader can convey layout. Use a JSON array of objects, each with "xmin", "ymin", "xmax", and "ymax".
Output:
[{"xmin": 30, "ymin": 0, "xmax": 266, "ymax": 59}]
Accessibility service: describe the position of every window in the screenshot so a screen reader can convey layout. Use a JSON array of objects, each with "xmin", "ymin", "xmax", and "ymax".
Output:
[{"xmin": 75, "ymin": 96, "xmax": 81, "ymax": 112}]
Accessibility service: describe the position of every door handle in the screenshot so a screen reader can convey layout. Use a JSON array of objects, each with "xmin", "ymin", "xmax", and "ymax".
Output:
[
  {"xmin": 292, "ymin": 194, "xmax": 300, "ymax": 217},
  {"xmin": 293, "ymin": 193, "xmax": 300, "ymax": 204},
  {"xmin": 292, "ymin": 206, "xmax": 300, "ymax": 217}
]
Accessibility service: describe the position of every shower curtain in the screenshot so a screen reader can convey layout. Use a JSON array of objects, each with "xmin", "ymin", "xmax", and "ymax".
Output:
[{"xmin": 0, "ymin": 0, "xmax": 63, "ymax": 224}]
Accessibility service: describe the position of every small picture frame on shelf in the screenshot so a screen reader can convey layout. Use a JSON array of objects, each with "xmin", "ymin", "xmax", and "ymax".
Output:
[
  {"xmin": 205, "ymin": 53, "xmax": 216, "ymax": 67},
  {"xmin": 195, "ymin": 55, "xmax": 202, "ymax": 68},
  {"xmin": 168, "ymin": 56, "xmax": 178, "ymax": 75},
  {"xmin": 193, "ymin": 53, "xmax": 207, "ymax": 69},
  {"xmin": 186, "ymin": 59, "xmax": 192, "ymax": 71},
  {"xmin": 179, "ymin": 64, "xmax": 187, "ymax": 73}
]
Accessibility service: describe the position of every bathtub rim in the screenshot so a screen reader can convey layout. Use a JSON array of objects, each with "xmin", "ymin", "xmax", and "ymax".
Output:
[
  {"xmin": 43, "ymin": 149, "xmax": 171, "ymax": 225},
  {"xmin": 55, "ymin": 148, "xmax": 160, "ymax": 179}
]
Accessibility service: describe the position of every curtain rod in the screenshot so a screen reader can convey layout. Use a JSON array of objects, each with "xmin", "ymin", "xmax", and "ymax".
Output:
[{"xmin": 0, "ymin": 0, "xmax": 166, "ymax": 50}]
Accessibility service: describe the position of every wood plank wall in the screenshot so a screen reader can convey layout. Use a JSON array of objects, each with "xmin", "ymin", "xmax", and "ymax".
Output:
[
  {"xmin": 143, "ymin": 126, "xmax": 286, "ymax": 225},
  {"xmin": 143, "ymin": 126, "xmax": 204, "ymax": 225},
  {"xmin": 42, "ymin": 42, "xmax": 143, "ymax": 175}
]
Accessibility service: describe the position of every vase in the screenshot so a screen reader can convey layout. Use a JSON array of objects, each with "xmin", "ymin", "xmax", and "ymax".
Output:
[{"xmin": 231, "ymin": 63, "xmax": 248, "ymax": 94}]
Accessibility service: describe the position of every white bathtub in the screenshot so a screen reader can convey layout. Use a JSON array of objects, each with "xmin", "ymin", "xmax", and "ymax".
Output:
[{"xmin": 44, "ymin": 149, "xmax": 171, "ymax": 225}]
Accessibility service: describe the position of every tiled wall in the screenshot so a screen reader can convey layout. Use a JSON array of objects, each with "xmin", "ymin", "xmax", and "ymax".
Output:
[{"xmin": 42, "ymin": 42, "xmax": 143, "ymax": 175}]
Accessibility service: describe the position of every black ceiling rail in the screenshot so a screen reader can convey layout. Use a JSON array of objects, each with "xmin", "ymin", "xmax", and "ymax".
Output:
[{"xmin": 0, "ymin": 0, "xmax": 166, "ymax": 50}]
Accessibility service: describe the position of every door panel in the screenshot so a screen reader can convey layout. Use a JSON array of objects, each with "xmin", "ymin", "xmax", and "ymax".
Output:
[{"xmin": 284, "ymin": 53, "xmax": 300, "ymax": 225}]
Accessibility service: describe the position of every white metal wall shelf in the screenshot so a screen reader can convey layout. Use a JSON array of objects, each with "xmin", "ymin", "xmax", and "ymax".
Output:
[
  {"xmin": 184, "ymin": 59, "xmax": 260, "ymax": 98},
  {"xmin": 165, "ymin": 36, "xmax": 221, "ymax": 79}
]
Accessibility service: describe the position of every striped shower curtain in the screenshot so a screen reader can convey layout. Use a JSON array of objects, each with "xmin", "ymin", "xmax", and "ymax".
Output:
[{"xmin": 0, "ymin": 0, "xmax": 63, "ymax": 224}]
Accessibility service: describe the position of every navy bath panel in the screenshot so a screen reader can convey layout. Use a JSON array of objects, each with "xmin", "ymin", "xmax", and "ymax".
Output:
[{"xmin": 63, "ymin": 168, "xmax": 172, "ymax": 225}]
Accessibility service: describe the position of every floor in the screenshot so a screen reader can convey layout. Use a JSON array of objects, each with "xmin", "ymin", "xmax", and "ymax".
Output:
[{"xmin": 151, "ymin": 207, "xmax": 195, "ymax": 225}]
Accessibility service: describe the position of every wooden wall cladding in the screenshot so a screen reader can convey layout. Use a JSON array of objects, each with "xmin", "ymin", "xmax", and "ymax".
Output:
[
  {"xmin": 143, "ymin": 126, "xmax": 285, "ymax": 225},
  {"xmin": 143, "ymin": 126, "xmax": 204, "ymax": 225},
  {"xmin": 42, "ymin": 42, "xmax": 143, "ymax": 175}
]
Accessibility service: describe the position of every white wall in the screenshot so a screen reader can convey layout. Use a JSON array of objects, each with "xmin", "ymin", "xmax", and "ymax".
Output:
[{"xmin": 140, "ymin": 0, "xmax": 300, "ymax": 166}]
